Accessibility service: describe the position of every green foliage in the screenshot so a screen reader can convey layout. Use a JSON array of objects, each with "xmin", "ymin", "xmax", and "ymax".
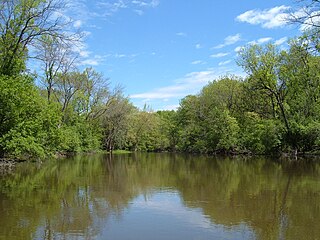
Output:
[
  {"xmin": 239, "ymin": 113, "xmax": 283, "ymax": 154},
  {"xmin": 174, "ymin": 79, "xmax": 242, "ymax": 154},
  {"xmin": 0, "ymin": 75, "xmax": 45, "ymax": 158},
  {"xmin": 1, "ymin": 0, "xmax": 320, "ymax": 158},
  {"xmin": 156, "ymin": 110, "xmax": 179, "ymax": 151},
  {"xmin": 0, "ymin": 73, "xmax": 103, "ymax": 159},
  {"xmin": 1, "ymin": 125, "xmax": 46, "ymax": 159},
  {"xmin": 124, "ymin": 110, "xmax": 169, "ymax": 152},
  {"xmin": 216, "ymin": 111, "xmax": 240, "ymax": 152}
]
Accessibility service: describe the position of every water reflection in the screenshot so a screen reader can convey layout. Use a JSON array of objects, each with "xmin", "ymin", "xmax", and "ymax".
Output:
[{"xmin": 0, "ymin": 153, "xmax": 320, "ymax": 240}]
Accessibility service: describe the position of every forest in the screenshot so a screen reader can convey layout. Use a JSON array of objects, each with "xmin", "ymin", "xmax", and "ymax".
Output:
[{"xmin": 1, "ymin": 0, "xmax": 320, "ymax": 160}]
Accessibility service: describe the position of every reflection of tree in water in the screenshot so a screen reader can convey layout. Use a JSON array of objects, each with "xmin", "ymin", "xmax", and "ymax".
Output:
[
  {"xmin": 0, "ymin": 155, "xmax": 132, "ymax": 239},
  {"xmin": 0, "ymin": 154, "xmax": 320, "ymax": 240}
]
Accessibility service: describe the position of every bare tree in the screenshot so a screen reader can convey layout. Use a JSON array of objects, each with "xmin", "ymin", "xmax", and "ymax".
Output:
[
  {"xmin": 287, "ymin": 0, "xmax": 320, "ymax": 30},
  {"xmin": 35, "ymin": 35, "xmax": 79, "ymax": 102}
]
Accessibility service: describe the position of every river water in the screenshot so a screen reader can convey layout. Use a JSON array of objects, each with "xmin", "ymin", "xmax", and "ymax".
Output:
[{"xmin": 0, "ymin": 153, "xmax": 319, "ymax": 240}]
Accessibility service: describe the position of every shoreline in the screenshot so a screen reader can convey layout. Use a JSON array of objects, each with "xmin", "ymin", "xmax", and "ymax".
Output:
[{"xmin": 0, "ymin": 158, "xmax": 16, "ymax": 175}]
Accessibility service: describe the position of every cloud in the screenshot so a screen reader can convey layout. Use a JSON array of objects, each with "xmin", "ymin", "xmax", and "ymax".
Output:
[
  {"xmin": 81, "ymin": 59, "xmax": 99, "ymax": 66},
  {"xmin": 104, "ymin": 53, "xmax": 138, "ymax": 60},
  {"xmin": 196, "ymin": 44, "xmax": 202, "ymax": 49},
  {"xmin": 134, "ymin": 9, "xmax": 144, "ymax": 15},
  {"xmin": 77, "ymin": 50, "xmax": 138, "ymax": 67},
  {"xmin": 213, "ymin": 34, "xmax": 241, "ymax": 49},
  {"xmin": 248, "ymin": 37, "xmax": 273, "ymax": 45},
  {"xmin": 161, "ymin": 104, "xmax": 180, "ymax": 110},
  {"xmin": 71, "ymin": 36, "xmax": 92, "ymax": 58},
  {"xmin": 96, "ymin": 0, "xmax": 160, "ymax": 17},
  {"xmin": 218, "ymin": 60, "xmax": 232, "ymax": 66},
  {"xmin": 275, "ymin": 37, "xmax": 288, "ymax": 45},
  {"xmin": 97, "ymin": 0, "xmax": 128, "ymax": 16},
  {"xmin": 236, "ymin": 5, "xmax": 290, "ymax": 28},
  {"xmin": 132, "ymin": 0, "xmax": 160, "ymax": 8},
  {"xmin": 210, "ymin": 52, "xmax": 229, "ymax": 58},
  {"xmin": 294, "ymin": 9, "xmax": 320, "ymax": 31},
  {"xmin": 73, "ymin": 20, "xmax": 82, "ymax": 28},
  {"xmin": 80, "ymin": 55, "xmax": 106, "ymax": 66},
  {"xmin": 79, "ymin": 50, "xmax": 91, "ymax": 58},
  {"xmin": 150, "ymin": 0, "xmax": 160, "ymax": 8},
  {"xmin": 234, "ymin": 37, "xmax": 288, "ymax": 54},
  {"xmin": 132, "ymin": 0, "xmax": 148, "ymax": 7},
  {"xmin": 131, "ymin": 69, "xmax": 228, "ymax": 101},
  {"xmin": 191, "ymin": 60, "xmax": 206, "ymax": 65},
  {"xmin": 234, "ymin": 46, "xmax": 244, "ymax": 52},
  {"xmin": 176, "ymin": 32, "xmax": 187, "ymax": 37}
]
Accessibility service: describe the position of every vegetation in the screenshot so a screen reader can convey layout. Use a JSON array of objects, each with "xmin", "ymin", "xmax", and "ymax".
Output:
[{"xmin": 1, "ymin": 0, "xmax": 320, "ymax": 159}]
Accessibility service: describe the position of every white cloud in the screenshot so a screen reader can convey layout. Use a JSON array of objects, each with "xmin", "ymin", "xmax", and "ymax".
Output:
[
  {"xmin": 234, "ymin": 46, "xmax": 244, "ymax": 52},
  {"xmin": 132, "ymin": 0, "xmax": 148, "ymax": 7},
  {"xmin": 213, "ymin": 34, "xmax": 241, "ymax": 49},
  {"xmin": 176, "ymin": 32, "xmax": 187, "ymax": 37},
  {"xmin": 275, "ymin": 37, "xmax": 288, "ymax": 45},
  {"xmin": 196, "ymin": 44, "xmax": 202, "ymax": 49},
  {"xmin": 132, "ymin": 0, "xmax": 160, "ymax": 8},
  {"xmin": 161, "ymin": 104, "xmax": 180, "ymax": 110},
  {"xmin": 96, "ymin": 0, "xmax": 160, "ymax": 17},
  {"xmin": 104, "ymin": 53, "xmax": 138, "ymax": 60},
  {"xmin": 131, "ymin": 70, "xmax": 222, "ymax": 100},
  {"xmin": 97, "ymin": 0, "xmax": 128, "ymax": 16},
  {"xmin": 79, "ymin": 50, "xmax": 91, "ymax": 58},
  {"xmin": 234, "ymin": 37, "xmax": 288, "ymax": 54},
  {"xmin": 114, "ymin": 53, "xmax": 126, "ymax": 58},
  {"xmin": 248, "ymin": 37, "xmax": 273, "ymax": 45},
  {"xmin": 71, "ymin": 38, "xmax": 90, "ymax": 56},
  {"xmin": 150, "ymin": 0, "xmax": 160, "ymax": 8},
  {"xmin": 210, "ymin": 52, "xmax": 229, "ymax": 58},
  {"xmin": 134, "ymin": 9, "xmax": 144, "ymax": 15},
  {"xmin": 191, "ymin": 60, "xmax": 206, "ymax": 65},
  {"xmin": 236, "ymin": 5, "xmax": 290, "ymax": 29},
  {"xmin": 81, "ymin": 59, "xmax": 99, "ymax": 66},
  {"xmin": 218, "ymin": 60, "xmax": 232, "ymax": 66},
  {"xmin": 80, "ymin": 54, "xmax": 106, "ymax": 66},
  {"xmin": 73, "ymin": 20, "xmax": 82, "ymax": 28},
  {"xmin": 297, "ymin": 10, "xmax": 320, "ymax": 31}
]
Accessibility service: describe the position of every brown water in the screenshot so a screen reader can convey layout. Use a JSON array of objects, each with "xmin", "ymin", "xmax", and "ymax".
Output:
[{"xmin": 0, "ymin": 153, "xmax": 320, "ymax": 240}]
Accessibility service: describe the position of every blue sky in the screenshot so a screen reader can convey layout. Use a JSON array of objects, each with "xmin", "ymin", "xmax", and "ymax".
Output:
[{"xmin": 64, "ymin": 0, "xmax": 304, "ymax": 110}]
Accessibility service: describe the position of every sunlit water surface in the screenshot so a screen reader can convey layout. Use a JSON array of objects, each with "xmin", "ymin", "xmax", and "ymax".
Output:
[{"xmin": 1, "ymin": 153, "xmax": 320, "ymax": 240}]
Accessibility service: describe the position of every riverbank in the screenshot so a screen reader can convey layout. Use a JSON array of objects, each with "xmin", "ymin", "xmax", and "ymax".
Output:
[
  {"xmin": 0, "ymin": 158, "xmax": 16, "ymax": 175},
  {"xmin": 1, "ymin": 149, "xmax": 319, "ymax": 168}
]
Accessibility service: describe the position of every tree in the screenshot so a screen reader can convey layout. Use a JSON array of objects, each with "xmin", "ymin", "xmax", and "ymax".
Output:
[
  {"xmin": 36, "ymin": 35, "xmax": 77, "ymax": 102},
  {"xmin": 287, "ymin": 0, "xmax": 320, "ymax": 30},
  {"xmin": 0, "ymin": 0, "xmax": 70, "ymax": 76},
  {"xmin": 101, "ymin": 96, "xmax": 133, "ymax": 152},
  {"xmin": 200, "ymin": 75, "xmax": 243, "ymax": 116},
  {"xmin": 237, "ymin": 44, "xmax": 290, "ymax": 133},
  {"xmin": 0, "ymin": 74, "xmax": 63, "ymax": 158},
  {"xmin": 156, "ymin": 110, "xmax": 179, "ymax": 151}
]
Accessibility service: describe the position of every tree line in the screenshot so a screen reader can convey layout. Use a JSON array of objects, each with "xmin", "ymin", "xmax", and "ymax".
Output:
[
  {"xmin": 138, "ymin": 31, "xmax": 320, "ymax": 155},
  {"xmin": 1, "ymin": 0, "xmax": 319, "ymax": 159}
]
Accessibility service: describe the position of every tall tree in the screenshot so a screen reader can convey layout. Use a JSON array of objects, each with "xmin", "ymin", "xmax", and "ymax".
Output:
[
  {"xmin": 0, "ymin": 0, "xmax": 70, "ymax": 76},
  {"xmin": 237, "ymin": 44, "xmax": 290, "ymax": 132},
  {"xmin": 36, "ymin": 35, "xmax": 77, "ymax": 102}
]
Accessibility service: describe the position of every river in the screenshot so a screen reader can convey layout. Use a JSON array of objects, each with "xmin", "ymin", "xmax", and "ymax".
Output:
[{"xmin": 0, "ymin": 153, "xmax": 320, "ymax": 240}]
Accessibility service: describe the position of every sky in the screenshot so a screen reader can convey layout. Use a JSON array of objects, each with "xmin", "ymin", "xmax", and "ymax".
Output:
[{"xmin": 62, "ymin": 0, "xmax": 305, "ymax": 110}]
